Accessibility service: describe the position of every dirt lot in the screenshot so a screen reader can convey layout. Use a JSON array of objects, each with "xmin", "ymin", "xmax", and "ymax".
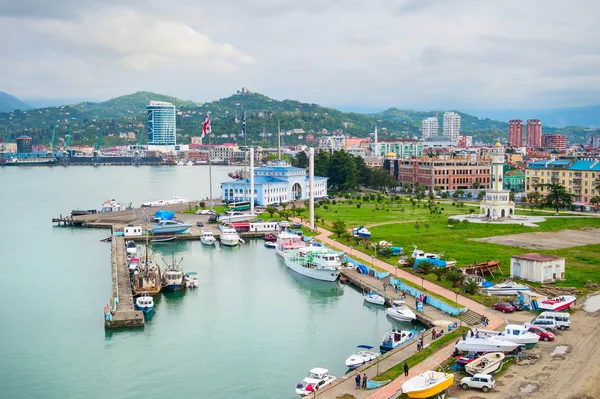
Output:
[
  {"xmin": 449, "ymin": 310, "xmax": 600, "ymax": 399},
  {"xmin": 472, "ymin": 228, "xmax": 600, "ymax": 249}
]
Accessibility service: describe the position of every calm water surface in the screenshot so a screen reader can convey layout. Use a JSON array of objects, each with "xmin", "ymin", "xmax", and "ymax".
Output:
[{"xmin": 0, "ymin": 166, "xmax": 420, "ymax": 399}]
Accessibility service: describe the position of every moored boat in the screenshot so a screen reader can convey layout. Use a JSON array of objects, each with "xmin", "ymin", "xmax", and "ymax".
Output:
[
  {"xmin": 150, "ymin": 220, "xmax": 192, "ymax": 235},
  {"xmin": 295, "ymin": 368, "xmax": 336, "ymax": 396},
  {"xmin": 161, "ymin": 254, "xmax": 186, "ymax": 292},
  {"xmin": 185, "ymin": 272, "xmax": 198, "ymax": 288},
  {"xmin": 455, "ymin": 335, "xmax": 520, "ymax": 353},
  {"xmin": 401, "ymin": 370, "xmax": 454, "ymax": 398},
  {"xmin": 263, "ymin": 233, "xmax": 277, "ymax": 242},
  {"xmin": 101, "ymin": 198, "xmax": 127, "ymax": 212},
  {"xmin": 284, "ymin": 247, "xmax": 341, "ymax": 282},
  {"xmin": 465, "ymin": 352, "xmax": 505, "ymax": 375},
  {"xmin": 132, "ymin": 247, "xmax": 162, "ymax": 296},
  {"xmin": 135, "ymin": 292, "xmax": 154, "ymax": 313},
  {"xmin": 142, "ymin": 197, "xmax": 189, "ymax": 207},
  {"xmin": 364, "ymin": 291, "xmax": 385, "ymax": 306},
  {"xmin": 345, "ymin": 345, "xmax": 380, "ymax": 369},
  {"xmin": 220, "ymin": 228, "xmax": 240, "ymax": 247},
  {"xmin": 264, "ymin": 241, "xmax": 276, "ymax": 249},
  {"xmin": 200, "ymin": 230, "xmax": 216, "ymax": 246},
  {"xmin": 380, "ymin": 330, "xmax": 415, "ymax": 353},
  {"xmin": 484, "ymin": 281, "xmax": 530, "ymax": 296},
  {"xmin": 275, "ymin": 231, "xmax": 307, "ymax": 257},
  {"xmin": 385, "ymin": 300, "xmax": 416, "ymax": 322},
  {"xmin": 537, "ymin": 295, "xmax": 576, "ymax": 311},
  {"xmin": 125, "ymin": 240, "xmax": 137, "ymax": 255}
]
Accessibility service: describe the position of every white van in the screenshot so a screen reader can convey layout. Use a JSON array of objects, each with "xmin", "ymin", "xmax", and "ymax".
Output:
[{"xmin": 535, "ymin": 311, "xmax": 571, "ymax": 330}]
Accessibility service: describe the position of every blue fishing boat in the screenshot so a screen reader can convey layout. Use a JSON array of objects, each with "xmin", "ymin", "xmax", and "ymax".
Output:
[
  {"xmin": 135, "ymin": 293, "xmax": 155, "ymax": 313},
  {"xmin": 150, "ymin": 219, "xmax": 192, "ymax": 235},
  {"xmin": 161, "ymin": 254, "xmax": 186, "ymax": 292}
]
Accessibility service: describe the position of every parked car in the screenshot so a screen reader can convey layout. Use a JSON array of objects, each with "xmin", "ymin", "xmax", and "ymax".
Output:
[
  {"xmin": 525, "ymin": 319, "xmax": 558, "ymax": 333},
  {"xmin": 292, "ymin": 222, "xmax": 303, "ymax": 228},
  {"xmin": 526, "ymin": 325, "xmax": 555, "ymax": 341},
  {"xmin": 196, "ymin": 209, "xmax": 214, "ymax": 215},
  {"xmin": 509, "ymin": 300, "xmax": 524, "ymax": 311},
  {"xmin": 493, "ymin": 302, "xmax": 517, "ymax": 313},
  {"xmin": 196, "ymin": 221, "xmax": 204, "ymax": 227},
  {"xmin": 460, "ymin": 374, "xmax": 496, "ymax": 392}
]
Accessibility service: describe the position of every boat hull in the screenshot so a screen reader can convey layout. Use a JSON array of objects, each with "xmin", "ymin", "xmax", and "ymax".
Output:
[
  {"xmin": 385, "ymin": 310, "xmax": 416, "ymax": 322},
  {"xmin": 150, "ymin": 227, "xmax": 191, "ymax": 235},
  {"xmin": 200, "ymin": 238, "xmax": 216, "ymax": 246},
  {"xmin": 284, "ymin": 258, "xmax": 339, "ymax": 282},
  {"xmin": 404, "ymin": 375, "xmax": 454, "ymax": 398},
  {"xmin": 135, "ymin": 304, "xmax": 154, "ymax": 313},
  {"xmin": 221, "ymin": 238, "xmax": 239, "ymax": 246},
  {"xmin": 364, "ymin": 294, "xmax": 385, "ymax": 306},
  {"xmin": 162, "ymin": 283, "xmax": 186, "ymax": 292}
]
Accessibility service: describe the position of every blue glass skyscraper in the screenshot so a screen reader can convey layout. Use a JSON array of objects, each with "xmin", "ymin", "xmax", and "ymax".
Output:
[{"xmin": 147, "ymin": 101, "xmax": 176, "ymax": 145}]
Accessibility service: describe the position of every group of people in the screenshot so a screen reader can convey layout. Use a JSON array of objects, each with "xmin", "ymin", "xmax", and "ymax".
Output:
[
  {"xmin": 481, "ymin": 315, "xmax": 490, "ymax": 327},
  {"xmin": 416, "ymin": 334, "xmax": 425, "ymax": 351},
  {"xmin": 354, "ymin": 372, "xmax": 367, "ymax": 389},
  {"xmin": 431, "ymin": 328, "xmax": 444, "ymax": 340}
]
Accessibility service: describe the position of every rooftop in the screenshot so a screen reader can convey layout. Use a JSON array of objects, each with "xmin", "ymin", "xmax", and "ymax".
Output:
[{"xmin": 511, "ymin": 253, "xmax": 564, "ymax": 262}]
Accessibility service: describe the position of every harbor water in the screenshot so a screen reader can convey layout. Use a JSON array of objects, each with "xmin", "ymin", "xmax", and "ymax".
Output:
[{"xmin": 0, "ymin": 166, "xmax": 422, "ymax": 398}]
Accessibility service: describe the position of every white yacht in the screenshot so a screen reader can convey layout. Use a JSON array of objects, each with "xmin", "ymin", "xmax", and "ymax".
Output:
[
  {"xmin": 220, "ymin": 228, "xmax": 241, "ymax": 247},
  {"xmin": 200, "ymin": 230, "xmax": 216, "ymax": 246},
  {"xmin": 479, "ymin": 324, "xmax": 540, "ymax": 349},
  {"xmin": 345, "ymin": 345, "xmax": 380, "ymax": 369},
  {"xmin": 380, "ymin": 330, "xmax": 415, "ymax": 353},
  {"xmin": 364, "ymin": 291, "xmax": 385, "ymax": 306},
  {"xmin": 295, "ymin": 368, "xmax": 336, "ymax": 396},
  {"xmin": 284, "ymin": 248, "xmax": 341, "ymax": 282},
  {"xmin": 455, "ymin": 335, "xmax": 520, "ymax": 353},
  {"xmin": 385, "ymin": 300, "xmax": 416, "ymax": 322},
  {"xmin": 218, "ymin": 211, "xmax": 257, "ymax": 224},
  {"xmin": 141, "ymin": 197, "xmax": 189, "ymax": 207},
  {"xmin": 275, "ymin": 231, "xmax": 307, "ymax": 257},
  {"xmin": 484, "ymin": 281, "xmax": 530, "ymax": 296},
  {"xmin": 399, "ymin": 245, "xmax": 456, "ymax": 267}
]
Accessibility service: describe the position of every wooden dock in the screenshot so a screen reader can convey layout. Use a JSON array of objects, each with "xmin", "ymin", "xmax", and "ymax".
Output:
[{"xmin": 104, "ymin": 235, "xmax": 144, "ymax": 329}]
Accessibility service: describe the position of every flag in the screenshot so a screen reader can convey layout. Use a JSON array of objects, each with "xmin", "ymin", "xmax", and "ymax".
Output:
[
  {"xmin": 241, "ymin": 112, "xmax": 246, "ymax": 137},
  {"xmin": 202, "ymin": 112, "xmax": 211, "ymax": 139}
]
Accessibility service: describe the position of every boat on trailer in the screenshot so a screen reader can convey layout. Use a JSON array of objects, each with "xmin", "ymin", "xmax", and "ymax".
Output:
[
  {"xmin": 401, "ymin": 370, "xmax": 454, "ymax": 398},
  {"xmin": 537, "ymin": 295, "xmax": 576, "ymax": 311},
  {"xmin": 465, "ymin": 352, "xmax": 505, "ymax": 375}
]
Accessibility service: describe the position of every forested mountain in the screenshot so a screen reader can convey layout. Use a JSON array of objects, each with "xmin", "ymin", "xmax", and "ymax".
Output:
[{"xmin": 0, "ymin": 91, "xmax": 31, "ymax": 113}]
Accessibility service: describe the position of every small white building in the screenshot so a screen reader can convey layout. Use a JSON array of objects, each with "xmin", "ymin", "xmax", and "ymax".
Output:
[{"xmin": 510, "ymin": 253, "xmax": 565, "ymax": 283}]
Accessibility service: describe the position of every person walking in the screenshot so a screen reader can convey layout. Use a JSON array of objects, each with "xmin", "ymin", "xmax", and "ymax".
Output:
[
  {"xmin": 362, "ymin": 373, "xmax": 367, "ymax": 389},
  {"xmin": 462, "ymin": 330, "xmax": 467, "ymax": 341},
  {"xmin": 355, "ymin": 373, "xmax": 361, "ymax": 390},
  {"xmin": 431, "ymin": 328, "xmax": 436, "ymax": 340},
  {"xmin": 383, "ymin": 282, "xmax": 387, "ymax": 292},
  {"xmin": 423, "ymin": 295, "xmax": 427, "ymax": 306},
  {"xmin": 404, "ymin": 362, "xmax": 409, "ymax": 376}
]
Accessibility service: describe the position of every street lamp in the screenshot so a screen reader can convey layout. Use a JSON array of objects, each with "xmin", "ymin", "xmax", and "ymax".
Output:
[{"xmin": 350, "ymin": 246, "xmax": 353, "ymax": 255}]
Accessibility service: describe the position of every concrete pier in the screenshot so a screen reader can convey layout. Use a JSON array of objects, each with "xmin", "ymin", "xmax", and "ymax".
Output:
[{"xmin": 104, "ymin": 235, "xmax": 144, "ymax": 329}]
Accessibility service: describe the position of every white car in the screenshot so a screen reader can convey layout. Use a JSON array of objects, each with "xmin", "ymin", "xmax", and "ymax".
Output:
[
  {"xmin": 196, "ymin": 209, "xmax": 216, "ymax": 215},
  {"xmin": 524, "ymin": 319, "xmax": 558, "ymax": 333},
  {"xmin": 460, "ymin": 374, "xmax": 496, "ymax": 392}
]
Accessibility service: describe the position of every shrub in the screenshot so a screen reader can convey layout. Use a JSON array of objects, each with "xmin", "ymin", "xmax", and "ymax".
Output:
[
  {"xmin": 356, "ymin": 203, "xmax": 361, "ymax": 208},
  {"xmin": 199, "ymin": 201, "xmax": 206, "ymax": 208},
  {"xmin": 332, "ymin": 200, "xmax": 337, "ymax": 205}
]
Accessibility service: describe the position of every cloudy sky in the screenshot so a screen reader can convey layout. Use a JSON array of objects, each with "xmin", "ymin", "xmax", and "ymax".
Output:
[{"xmin": 0, "ymin": 0, "xmax": 598, "ymax": 109}]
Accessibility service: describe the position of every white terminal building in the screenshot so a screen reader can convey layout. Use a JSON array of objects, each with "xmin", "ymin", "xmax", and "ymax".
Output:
[{"xmin": 221, "ymin": 160, "xmax": 328, "ymax": 206}]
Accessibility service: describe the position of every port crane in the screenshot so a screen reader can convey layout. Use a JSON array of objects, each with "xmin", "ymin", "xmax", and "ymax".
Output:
[
  {"xmin": 93, "ymin": 127, "xmax": 104, "ymax": 166},
  {"xmin": 61, "ymin": 128, "xmax": 72, "ymax": 163},
  {"xmin": 47, "ymin": 125, "xmax": 56, "ymax": 155}
]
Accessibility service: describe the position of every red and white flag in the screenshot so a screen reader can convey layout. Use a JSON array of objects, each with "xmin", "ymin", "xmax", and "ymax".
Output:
[{"xmin": 202, "ymin": 112, "xmax": 211, "ymax": 138}]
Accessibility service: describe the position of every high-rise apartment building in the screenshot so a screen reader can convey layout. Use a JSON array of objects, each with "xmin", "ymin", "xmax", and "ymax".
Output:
[
  {"xmin": 526, "ymin": 119, "xmax": 542, "ymax": 148},
  {"xmin": 542, "ymin": 134, "xmax": 567, "ymax": 151},
  {"xmin": 421, "ymin": 117, "xmax": 439, "ymax": 139},
  {"xmin": 508, "ymin": 119, "xmax": 524, "ymax": 147},
  {"xmin": 443, "ymin": 112, "xmax": 461, "ymax": 142},
  {"xmin": 147, "ymin": 101, "xmax": 176, "ymax": 145}
]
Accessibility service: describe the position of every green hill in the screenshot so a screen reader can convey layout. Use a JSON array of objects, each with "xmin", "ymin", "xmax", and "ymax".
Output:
[{"xmin": 0, "ymin": 91, "xmax": 31, "ymax": 113}]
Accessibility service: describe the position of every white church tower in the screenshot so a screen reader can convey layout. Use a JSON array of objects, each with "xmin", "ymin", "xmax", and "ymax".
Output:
[{"xmin": 480, "ymin": 141, "xmax": 514, "ymax": 219}]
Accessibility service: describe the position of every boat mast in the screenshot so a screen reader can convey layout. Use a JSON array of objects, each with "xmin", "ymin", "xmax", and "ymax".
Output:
[{"xmin": 208, "ymin": 118, "xmax": 213, "ymax": 212}]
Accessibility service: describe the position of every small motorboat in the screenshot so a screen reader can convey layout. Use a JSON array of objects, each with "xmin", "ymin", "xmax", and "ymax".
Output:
[
  {"xmin": 401, "ymin": 370, "xmax": 454, "ymax": 398},
  {"xmin": 465, "ymin": 352, "xmax": 505, "ymax": 375},
  {"xmin": 537, "ymin": 295, "xmax": 576, "ymax": 312},
  {"xmin": 200, "ymin": 230, "xmax": 216, "ymax": 246},
  {"xmin": 455, "ymin": 335, "xmax": 520, "ymax": 353},
  {"xmin": 380, "ymin": 330, "xmax": 415, "ymax": 353},
  {"xmin": 151, "ymin": 235, "xmax": 176, "ymax": 243},
  {"xmin": 263, "ymin": 233, "xmax": 277, "ymax": 242},
  {"xmin": 295, "ymin": 368, "xmax": 336, "ymax": 396},
  {"xmin": 364, "ymin": 291, "xmax": 385, "ymax": 306},
  {"xmin": 185, "ymin": 272, "xmax": 198, "ymax": 288},
  {"xmin": 150, "ymin": 219, "xmax": 192, "ymax": 235},
  {"xmin": 456, "ymin": 353, "xmax": 479, "ymax": 366},
  {"xmin": 125, "ymin": 240, "xmax": 137, "ymax": 255},
  {"xmin": 480, "ymin": 324, "xmax": 540, "ymax": 349},
  {"xmin": 484, "ymin": 281, "xmax": 530, "ymax": 296},
  {"xmin": 135, "ymin": 293, "xmax": 154, "ymax": 313},
  {"xmin": 385, "ymin": 300, "xmax": 416, "ymax": 322},
  {"xmin": 128, "ymin": 256, "xmax": 140, "ymax": 272},
  {"xmin": 353, "ymin": 226, "xmax": 371, "ymax": 238},
  {"xmin": 345, "ymin": 345, "xmax": 380, "ymax": 369},
  {"xmin": 279, "ymin": 220, "xmax": 291, "ymax": 229},
  {"xmin": 264, "ymin": 241, "xmax": 277, "ymax": 249}
]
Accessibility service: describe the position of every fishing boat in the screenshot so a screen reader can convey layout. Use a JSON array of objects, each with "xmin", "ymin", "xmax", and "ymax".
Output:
[
  {"xmin": 480, "ymin": 324, "xmax": 540, "ymax": 349},
  {"xmin": 132, "ymin": 243, "xmax": 162, "ymax": 296},
  {"xmin": 125, "ymin": 240, "xmax": 137, "ymax": 255},
  {"xmin": 345, "ymin": 345, "xmax": 380, "ymax": 369},
  {"xmin": 484, "ymin": 281, "xmax": 530, "ymax": 296},
  {"xmin": 150, "ymin": 220, "xmax": 192, "ymax": 235},
  {"xmin": 455, "ymin": 335, "xmax": 519, "ymax": 353},
  {"xmin": 537, "ymin": 295, "xmax": 576, "ymax": 311},
  {"xmin": 161, "ymin": 254, "xmax": 186, "ymax": 292},
  {"xmin": 364, "ymin": 291, "xmax": 385, "ymax": 306},
  {"xmin": 295, "ymin": 368, "xmax": 336, "ymax": 396},
  {"xmin": 380, "ymin": 330, "xmax": 415, "ymax": 353},
  {"xmin": 465, "ymin": 352, "xmax": 505, "ymax": 375},
  {"xmin": 101, "ymin": 199, "xmax": 127, "ymax": 212},
  {"xmin": 264, "ymin": 241, "xmax": 276, "ymax": 249},
  {"xmin": 200, "ymin": 230, "xmax": 216, "ymax": 246},
  {"xmin": 220, "ymin": 228, "xmax": 240, "ymax": 247},
  {"xmin": 352, "ymin": 226, "xmax": 371, "ymax": 238},
  {"xmin": 185, "ymin": 272, "xmax": 198, "ymax": 288},
  {"xmin": 401, "ymin": 370, "xmax": 454, "ymax": 398},
  {"xmin": 275, "ymin": 231, "xmax": 307, "ymax": 257},
  {"xmin": 135, "ymin": 292, "xmax": 154, "ymax": 313},
  {"xmin": 284, "ymin": 247, "xmax": 341, "ymax": 282},
  {"xmin": 385, "ymin": 300, "xmax": 416, "ymax": 322}
]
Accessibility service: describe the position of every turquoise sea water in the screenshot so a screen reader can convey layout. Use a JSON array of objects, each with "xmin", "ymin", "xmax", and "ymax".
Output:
[{"xmin": 0, "ymin": 166, "xmax": 419, "ymax": 398}]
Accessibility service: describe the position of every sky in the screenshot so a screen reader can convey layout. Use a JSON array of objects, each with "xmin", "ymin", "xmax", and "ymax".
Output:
[{"xmin": 0, "ymin": 0, "xmax": 599, "ymax": 110}]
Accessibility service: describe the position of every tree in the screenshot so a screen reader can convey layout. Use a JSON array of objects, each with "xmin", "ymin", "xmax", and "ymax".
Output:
[
  {"xmin": 280, "ymin": 202, "xmax": 288, "ymax": 209},
  {"xmin": 414, "ymin": 184, "xmax": 426, "ymax": 201},
  {"xmin": 462, "ymin": 279, "xmax": 480, "ymax": 295},
  {"xmin": 400, "ymin": 206, "xmax": 406, "ymax": 218},
  {"xmin": 542, "ymin": 183, "xmax": 574, "ymax": 214},
  {"xmin": 445, "ymin": 269, "xmax": 464, "ymax": 287},
  {"xmin": 466, "ymin": 192, "xmax": 473, "ymax": 199},
  {"xmin": 417, "ymin": 260, "xmax": 434, "ymax": 275},
  {"xmin": 414, "ymin": 221, "xmax": 421, "ymax": 233},
  {"xmin": 591, "ymin": 195, "xmax": 600, "ymax": 212},
  {"xmin": 471, "ymin": 181, "xmax": 481, "ymax": 189},
  {"xmin": 265, "ymin": 205, "xmax": 277, "ymax": 217},
  {"xmin": 432, "ymin": 266, "xmax": 446, "ymax": 281},
  {"xmin": 294, "ymin": 151, "xmax": 308, "ymax": 168},
  {"xmin": 424, "ymin": 223, "xmax": 430, "ymax": 232},
  {"xmin": 278, "ymin": 209, "xmax": 291, "ymax": 220},
  {"xmin": 477, "ymin": 190, "xmax": 486, "ymax": 200},
  {"xmin": 332, "ymin": 220, "xmax": 347, "ymax": 238},
  {"xmin": 314, "ymin": 150, "xmax": 330, "ymax": 177},
  {"xmin": 381, "ymin": 246, "xmax": 394, "ymax": 258}
]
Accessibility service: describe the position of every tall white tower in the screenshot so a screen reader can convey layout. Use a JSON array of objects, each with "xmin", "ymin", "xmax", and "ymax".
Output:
[
  {"xmin": 480, "ymin": 141, "xmax": 514, "ymax": 219},
  {"xmin": 443, "ymin": 112, "xmax": 461, "ymax": 142}
]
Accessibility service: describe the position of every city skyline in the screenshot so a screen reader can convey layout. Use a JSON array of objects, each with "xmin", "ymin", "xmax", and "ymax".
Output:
[{"xmin": 0, "ymin": 0, "xmax": 598, "ymax": 110}]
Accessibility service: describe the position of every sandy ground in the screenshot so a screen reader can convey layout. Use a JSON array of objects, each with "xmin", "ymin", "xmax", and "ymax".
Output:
[
  {"xmin": 451, "ymin": 309, "xmax": 600, "ymax": 399},
  {"xmin": 472, "ymin": 228, "xmax": 600, "ymax": 249}
]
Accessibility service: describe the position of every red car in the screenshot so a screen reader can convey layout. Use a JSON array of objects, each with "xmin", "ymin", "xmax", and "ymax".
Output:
[
  {"xmin": 526, "ymin": 325, "xmax": 555, "ymax": 341},
  {"xmin": 493, "ymin": 302, "xmax": 516, "ymax": 313}
]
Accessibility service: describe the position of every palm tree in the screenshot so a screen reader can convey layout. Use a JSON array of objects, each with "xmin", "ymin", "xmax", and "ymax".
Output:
[
  {"xmin": 417, "ymin": 260, "xmax": 434, "ymax": 275},
  {"xmin": 432, "ymin": 266, "xmax": 446, "ymax": 281},
  {"xmin": 445, "ymin": 269, "xmax": 465, "ymax": 287},
  {"xmin": 590, "ymin": 195, "xmax": 600, "ymax": 213},
  {"xmin": 462, "ymin": 279, "xmax": 480, "ymax": 295},
  {"xmin": 541, "ymin": 183, "xmax": 574, "ymax": 214}
]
